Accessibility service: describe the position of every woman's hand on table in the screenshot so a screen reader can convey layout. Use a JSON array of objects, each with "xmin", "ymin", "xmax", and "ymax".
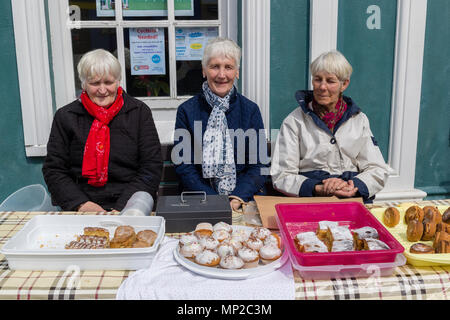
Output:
[
  {"xmin": 230, "ymin": 199, "xmax": 242, "ymax": 211},
  {"xmin": 77, "ymin": 201, "xmax": 105, "ymax": 212},
  {"xmin": 315, "ymin": 179, "xmax": 358, "ymax": 198}
]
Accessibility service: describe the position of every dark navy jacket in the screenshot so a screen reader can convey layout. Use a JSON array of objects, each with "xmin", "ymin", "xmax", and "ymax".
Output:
[{"xmin": 173, "ymin": 90, "xmax": 268, "ymax": 202}]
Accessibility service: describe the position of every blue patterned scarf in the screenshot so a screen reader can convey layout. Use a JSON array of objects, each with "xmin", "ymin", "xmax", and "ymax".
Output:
[{"xmin": 202, "ymin": 81, "xmax": 236, "ymax": 195}]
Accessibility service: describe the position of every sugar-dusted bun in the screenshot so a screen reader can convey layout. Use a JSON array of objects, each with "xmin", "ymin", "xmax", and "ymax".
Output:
[
  {"xmin": 179, "ymin": 233, "xmax": 198, "ymax": 247},
  {"xmin": 406, "ymin": 220, "xmax": 424, "ymax": 242},
  {"xmin": 213, "ymin": 221, "xmax": 232, "ymax": 233},
  {"xmin": 199, "ymin": 236, "xmax": 220, "ymax": 251},
  {"xmin": 245, "ymin": 236, "xmax": 264, "ymax": 251},
  {"xmin": 404, "ymin": 206, "xmax": 424, "ymax": 224},
  {"xmin": 216, "ymin": 242, "xmax": 236, "ymax": 258},
  {"xmin": 194, "ymin": 223, "xmax": 213, "ymax": 238},
  {"xmin": 219, "ymin": 254, "xmax": 244, "ymax": 269},
  {"xmin": 383, "ymin": 207, "xmax": 400, "ymax": 227},
  {"xmin": 180, "ymin": 241, "xmax": 203, "ymax": 259},
  {"xmin": 259, "ymin": 244, "xmax": 282, "ymax": 264},
  {"xmin": 231, "ymin": 228, "xmax": 251, "ymax": 242},
  {"xmin": 195, "ymin": 250, "xmax": 220, "ymax": 267},
  {"xmin": 237, "ymin": 247, "xmax": 260, "ymax": 268},
  {"xmin": 212, "ymin": 229, "xmax": 231, "ymax": 243},
  {"xmin": 264, "ymin": 233, "xmax": 282, "ymax": 248},
  {"xmin": 410, "ymin": 243, "xmax": 434, "ymax": 254},
  {"xmin": 250, "ymin": 227, "xmax": 272, "ymax": 240},
  {"xmin": 229, "ymin": 237, "xmax": 243, "ymax": 251}
]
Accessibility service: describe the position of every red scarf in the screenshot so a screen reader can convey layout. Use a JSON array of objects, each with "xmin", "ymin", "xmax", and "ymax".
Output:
[
  {"xmin": 312, "ymin": 97, "xmax": 347, "ymax": 132},
  {"xmin": 80, "ymin": 87, "xmax": 124, "ymax": 187}
]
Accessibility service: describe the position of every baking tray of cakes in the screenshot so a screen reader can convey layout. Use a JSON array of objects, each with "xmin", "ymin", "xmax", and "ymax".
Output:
[
  {"xmin": 1, "ymin": 215, "xmax": 165, "ymax": 270},
  {"xmin": 173, "ymin": 222, "xmax": 289, "ymax": 280},
  {"xmin": 369, "ymin": 204, "xmax": 449, "ymax": 267},
  {"xmin": 274, "ymin": 202, "xmax": 406, "ymax": 279}
]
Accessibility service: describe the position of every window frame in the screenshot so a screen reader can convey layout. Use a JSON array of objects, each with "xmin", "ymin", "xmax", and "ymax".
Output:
[{"xmin": 14, "ymin": 0, "xmax": 237, "ymax": 154}]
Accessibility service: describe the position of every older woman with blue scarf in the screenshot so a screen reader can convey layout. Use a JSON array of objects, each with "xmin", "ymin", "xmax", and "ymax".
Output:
[{"xmin": 173, "ymin": 37, "xmax": 268, "ymax": 211}]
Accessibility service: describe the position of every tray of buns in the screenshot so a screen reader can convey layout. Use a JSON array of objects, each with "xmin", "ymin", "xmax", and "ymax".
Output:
[
  {"xmin": 173, "ymin": 222, "xmax": 289, "ymax": 280},
  {"xmin": 369, "ymin": 204, "xmax": 450, "ymax": 266},
  {"xmin": 275, "ymin": 202, "xmax": 405, "ymax": 268},
  {"xmin": 1, "ymin": 215, "xmax": 165, "ymax": 270}
]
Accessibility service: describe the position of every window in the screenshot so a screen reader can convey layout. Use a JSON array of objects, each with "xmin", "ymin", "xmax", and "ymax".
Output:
[{"xmin": 14, "ymin": 0, "xmax": 237, "ymax": 155}]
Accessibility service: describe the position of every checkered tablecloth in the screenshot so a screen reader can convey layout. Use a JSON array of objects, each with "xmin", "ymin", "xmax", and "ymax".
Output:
[{"xmin": 0, "ymin": 200, "xmax": 449, "ymax": 300}]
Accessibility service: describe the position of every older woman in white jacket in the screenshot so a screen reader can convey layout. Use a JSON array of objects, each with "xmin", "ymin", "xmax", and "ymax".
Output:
[{"xmin": 270, "ymin": 50, "xmax": 388, "ymax": 202}]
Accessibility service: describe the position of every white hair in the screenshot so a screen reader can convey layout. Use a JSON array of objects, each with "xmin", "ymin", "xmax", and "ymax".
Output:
[
  {"xmin": 310, "ymin": 50, "xmax": 353, "ymax": 81},
  {"xmin": 77, "ymin": 49, "xmax": 122, "ymax": 89},
  {"xmin": 202, "ymin": 37, "xmax": 241, "ymax": 69}
]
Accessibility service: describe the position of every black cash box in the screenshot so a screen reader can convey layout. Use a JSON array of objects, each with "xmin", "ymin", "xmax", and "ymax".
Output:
[{"xmin": 155, "ymin": 192, "xmax": 232, "ymax": 233}]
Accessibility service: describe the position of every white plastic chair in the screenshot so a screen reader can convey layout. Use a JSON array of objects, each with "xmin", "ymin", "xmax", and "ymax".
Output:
[{"xmin": 0, "ymin": 184, "xmax": 60, "ymax": 211}]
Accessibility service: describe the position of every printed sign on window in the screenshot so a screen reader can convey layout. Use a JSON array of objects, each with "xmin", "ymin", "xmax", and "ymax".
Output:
[
  {"xmin": 129, "ymin": 28, "xmax": 166, "ymax": 75},
  {"xmin": 175, "ymin": 27, "xmax": 219, "ymax": 61}
]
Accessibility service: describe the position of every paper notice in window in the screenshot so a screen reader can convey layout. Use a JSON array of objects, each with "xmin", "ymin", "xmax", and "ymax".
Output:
[
  {"xmin": 129, "ymin": 28, "xmax": 166, "ymax": 75},
  {"xmin": 175, "ymin": 27, "xmax": 219, "ymax": 61}
]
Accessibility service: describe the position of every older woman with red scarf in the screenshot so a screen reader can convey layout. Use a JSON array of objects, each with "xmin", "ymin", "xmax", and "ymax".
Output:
[
  {"xmin": 270, "ymin": 50, "xmax": 388, "ymax": 203},
  {"xmin": 43, "ymin": 49, "xmax": 162, "ymax": 212}
]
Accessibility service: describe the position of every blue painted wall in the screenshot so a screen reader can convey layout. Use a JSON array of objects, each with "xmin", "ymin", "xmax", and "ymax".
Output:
[{"xmin": 0, "ymin": 1, "xmax": 46, "ymax": 203}]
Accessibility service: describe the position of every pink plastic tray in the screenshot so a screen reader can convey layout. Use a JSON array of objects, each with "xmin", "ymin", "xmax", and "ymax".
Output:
[{"xmin": 275, "ymin": 202, "xmax": 404, "ymax": 267}]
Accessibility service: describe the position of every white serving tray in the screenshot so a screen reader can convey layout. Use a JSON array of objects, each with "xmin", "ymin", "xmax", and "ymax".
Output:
[
  {"xmin": 173, "ymin": 225, "xmax": 289, "ymax": 280},
  {"xmin": 1, "ymin": 215, "xmax": 165, "ymax": 271}
]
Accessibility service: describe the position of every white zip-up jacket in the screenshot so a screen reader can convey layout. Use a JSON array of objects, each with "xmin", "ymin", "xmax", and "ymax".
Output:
[{"xmin": 270, "ymin": 90, "xmax": 388, "ymax": 202}]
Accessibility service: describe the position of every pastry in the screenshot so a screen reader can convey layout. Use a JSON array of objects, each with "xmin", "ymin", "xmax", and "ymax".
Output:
[
  {"xmin": 179, "ymin": 233, "xmax": 198, "ymax": 247},
  {"xmin": 194, "ymin": 250, "xmax": 220, "ymax": 267},
  {"xmin": 110, "ymin": 225, "xmax": 136, "ymax": 248},
  {"xmin": 219, "ymin": 254, "xmax": 244, "ymax": 269},
  {"xmin": 442, "ymin": 207, "xmax": 450, "ymax": 224},
  {"xmin": 406, "ymin": 220, "xmax": 424, "ymax": 242},
  {"xmin": 83, "ymin": 227, "xmax": 110, "ymax": 239},
  {"xmin": 423, "ymin": 206, "xmax": 442, "ymax": 224},
  {"xmin": 231, "ymin": 228, "xmax": 251, "ymax": 242},
  {"xmin": 294, "ymin": 232, "xmax": 328, "ymax": 253},
  {"xmin": 213, "ymin": 221, "xmax": 232, "ymax": 233},
  {"xmin": 250, "ymin": 227, "xmax": 272, "ymax": 240},
  {"xmin": 264, "ymin": 233, "xmax": 282, "ymax": 248},
  {"xmin": 65, "ymin": 235, "xmax": 109, "ymax": 249},
  {"xmin": 228, "ymin": 237, "xmax": 243, "ymax": 251},
  {"xmin": 421, "ymin": 221, "xmax": 437, "ymax": 241},
  {"xmin": 212, "ymin": 229, "xmax": 231, "ymax": 243},
  {"xmin": 199, "ymin": 236, "xmax": 220, "ymax": 251},
  {"xmin": 135, "ymin": 230, "xmax": 157, "ymax": 247},
  {"xmin": 259, "ymin": 244, "xmax": 282, "ymax": 264},
  {"xmin": 410, "ymin": 243, "xmax": 434, "ymax": 254},
  {"xmin": 179, "ymin": 241, "xmax": 203, "ymax": 259},
  {"xmin": 436, "ymin": 222, "xmax": 450, "ymax": 233},
  {"xmin": 352, "ymin": 226, "xmax": 379, "ymax": 250},
  {"xmin": 194, "ymin": 223, "xmax": 213, "ymax": 238},
  {"xmin": 383, "ymin": 207, "xmax": 400, "ymax": 227},
  {"xmin": 316, "ymin": 221, "xmax": 339, "ymax": 240},
  {"xmin": 245, "ymin": 236, "xmax": 264, "ymax": 251},
  {"xmin": 435, "ymin": 240, "xmax": 450, "ymax": 253},
  {"xmin": 216, "ymin": 242, "xmax": 236, "ymax": 258},
  {"xmin": 331, "ymin": 240, "xmax": 355, "ymax": 252},
  {"xmin": 433, "ymin": 231, "xmax": 450, "ymax": 249},
  {"xmin": 363, "ymin": 239, "xmax": 390, "ymax": 251},
  {"xmin": 404, "ymin": 206, "xmax": 424, "ymax": 224},
  {"xmin": 237, "ymin": 247, "xmax": 260, "ymax": 268},
  {"xmin": 326, "ymin": 225, "xmax": 353, "ymax": 251}
]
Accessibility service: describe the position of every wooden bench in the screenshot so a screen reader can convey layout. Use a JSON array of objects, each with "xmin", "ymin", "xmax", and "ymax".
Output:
[{"xmin": 158, "ymin": 143, "xmax": 283, "ymax": 198}]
